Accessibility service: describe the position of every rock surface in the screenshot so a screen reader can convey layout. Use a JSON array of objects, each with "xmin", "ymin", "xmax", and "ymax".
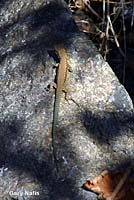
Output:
[{"xmin": 0, "ymin": 0, "xmax": 133, "ymax": 200}]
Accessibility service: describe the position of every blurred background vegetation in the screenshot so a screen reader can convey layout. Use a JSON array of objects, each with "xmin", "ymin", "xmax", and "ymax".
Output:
[{"xmin": 66, "ymin": 0, "xmax": 134, "ymax": 102}]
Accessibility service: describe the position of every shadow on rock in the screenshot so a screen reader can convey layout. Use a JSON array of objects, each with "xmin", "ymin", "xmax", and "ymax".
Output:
[
  {"xmin": 0, "ymin": 1, "xmax": 79, "ymax": 64},
  {"xmin": 80, "ymin": 109, "xmax": 134, "ymax": 145},
  {"xmin": 0, "ymin": 0, "xmax": 10, "ymax": 9},
  {"xmin": 0, "ymin": 117, "xmax": 85, "ymax": 200}
]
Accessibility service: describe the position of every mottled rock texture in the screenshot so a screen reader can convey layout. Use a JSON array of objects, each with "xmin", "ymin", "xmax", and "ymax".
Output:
[{"xmin": 0, "ymin": 0, "xmax": 133, "ymax": 200}]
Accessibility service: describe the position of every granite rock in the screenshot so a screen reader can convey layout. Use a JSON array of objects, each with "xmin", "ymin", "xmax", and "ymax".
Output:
[{"xmin": 0, "ymin": 0, "xmax": 133, "ymax": 200}]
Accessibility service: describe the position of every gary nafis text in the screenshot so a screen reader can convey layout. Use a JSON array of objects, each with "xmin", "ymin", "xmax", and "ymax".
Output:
[{"xmin": 9, "ymin": 190, "xmax": 39, "ymax": 196}]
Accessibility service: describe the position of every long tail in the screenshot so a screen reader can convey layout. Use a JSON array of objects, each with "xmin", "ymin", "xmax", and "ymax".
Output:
[{"xmin": 52, "ymin": 93, "xmax": 61, "ymax": 175}]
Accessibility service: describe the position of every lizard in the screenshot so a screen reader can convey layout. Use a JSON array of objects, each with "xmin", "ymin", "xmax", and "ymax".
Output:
[{"xmin": 51, "ymin": 46, "xmax": 68, "ymax": 175}]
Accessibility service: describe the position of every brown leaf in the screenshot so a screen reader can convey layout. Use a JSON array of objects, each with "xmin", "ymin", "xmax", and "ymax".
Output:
[{"xmin": 83, "ymin": 170, "xmax": 134, "ymax": 200}]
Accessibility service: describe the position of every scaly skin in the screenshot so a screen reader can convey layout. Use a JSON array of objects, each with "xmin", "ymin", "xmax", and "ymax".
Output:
[{"xmin": 52, "ymin": 46, "xmax": 68, "ymax": 174}]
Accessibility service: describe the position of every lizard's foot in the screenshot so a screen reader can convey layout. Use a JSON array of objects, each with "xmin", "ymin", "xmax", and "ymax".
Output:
[
  {"xmin": 49, "ymin": 82, "xmax": 57, "ymax": 91},
  {"xmin": 64, "ymin": 88, "xmax": 75, "ymax": 105},
  {"xmin": 54, "ymin": 63, "xmax": 59, "ymax": 68},
  {"xmin": 67, "ymin": 63, "xmax": 73, "ymax": 72},
  {"xmin": 54, "ymin": 61, "xmax": 72, "ymax": 72},
  {"xmin": 49, "ymin": 82, "xmax": 68, "ymax": 93}
]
